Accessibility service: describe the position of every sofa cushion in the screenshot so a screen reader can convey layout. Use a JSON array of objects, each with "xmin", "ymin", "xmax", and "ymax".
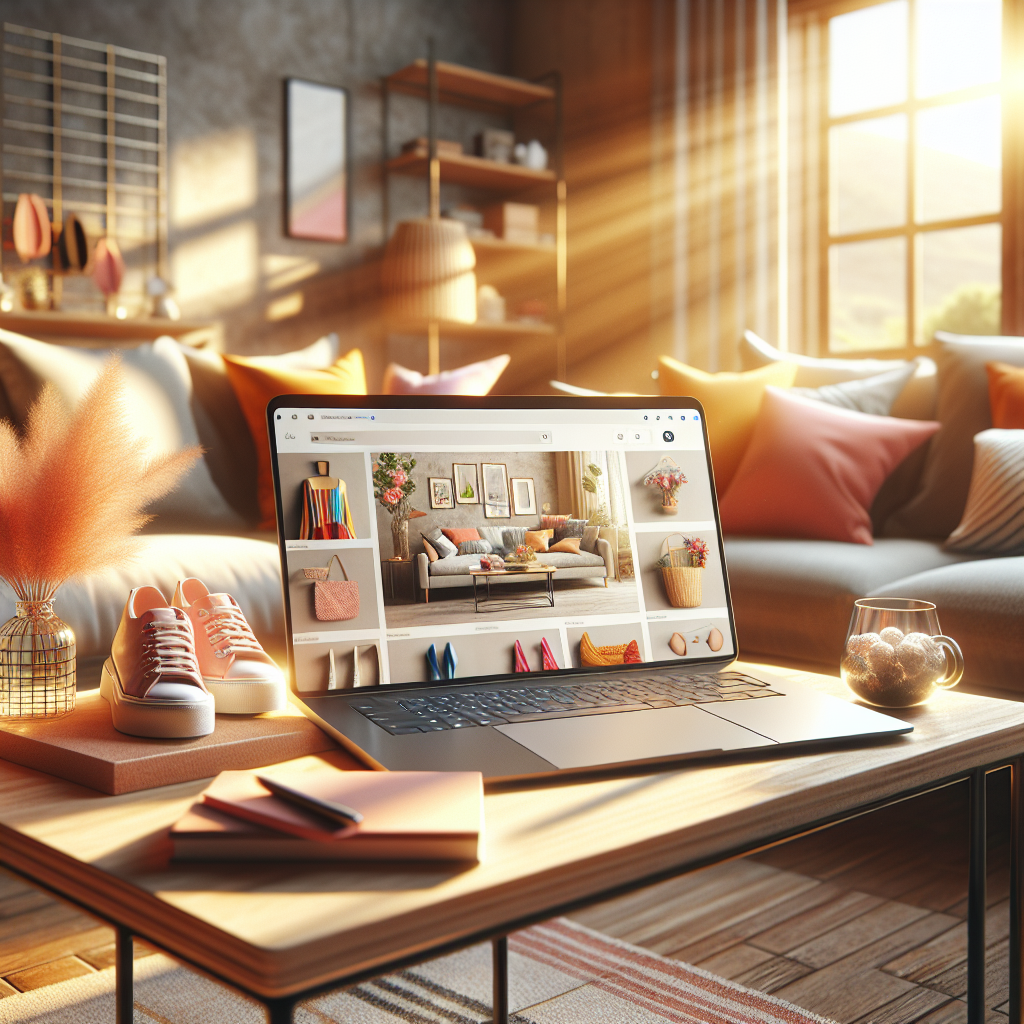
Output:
[
  {"xmin": 0, "ymin": 533, "xmax": 285, "ymax": 662},
  {"xmin": 0, "ymin": 329, "xmax": 246, "ymax": 533},
  {"xmin": 223, "ymin": 348, "xmax": 367, "ymax": 530},
  {"xmin": 724, "ymin": 536, "xmax": 971, "ymax": 667},
  {"xmin": 739, "ymin": 330, "xmax": 937, "ymax": 421},
  {"xmin": 719, "ymin": 388, "xmax": 939, "ymax": 545},
  {"xmin": 535, "ymin": 551, "xmax": 606, "ymax": 568},
  {"xmin": 868, "ymin": 557, "xmax": 1024, "ymax": 697},
  {"xmin": 944, "ymin": 429, "xmax": 1024, "ymax": 555},
  {"xmin": 658, "ymin": 357, "xmax": 798, "ymax": 492},
  {"xmin": 791, "ymin": 363, "xmax": 917, "ymax": 416},
  {"xmin": 424, "ymin": 527, "xmax": 458, "ymax": 558},
  {"xmin": 381, "ymin": 354, "xmax": 510, "ymax": 395},
  {"xmin": 886, "ymin": 333, "xmax": 1024, "ymax": 539},
  {"xmin": 987, "ymin": 361, "xmax": 1024, "ymax": 428},
  {"xmin": 427, "ymin": 553, "xmax": 487, "ymax": 575}
]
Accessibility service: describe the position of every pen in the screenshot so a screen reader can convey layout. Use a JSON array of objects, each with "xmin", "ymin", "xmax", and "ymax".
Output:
[{"xmin": 256, "ymin": 776, "xmax": 363, "ymax": 826}]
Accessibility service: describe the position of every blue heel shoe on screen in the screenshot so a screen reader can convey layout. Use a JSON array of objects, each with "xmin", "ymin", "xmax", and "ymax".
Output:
[
  {"xmin": 443, "ymin": 642, "xmax": 458, "ymax": 680},
  {"xmin": 426, "ymin": 643, "xmax": 441, "ymax": 682}
]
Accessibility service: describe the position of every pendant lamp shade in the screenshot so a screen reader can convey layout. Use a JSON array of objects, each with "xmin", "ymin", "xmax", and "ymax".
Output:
[
  {"xmin": 381, "ymin": 218, "xmax": 477, "ymax": 324},
  {"xmin": 12, "ymin": 194, "xmax": 51, "ymax": 263}
]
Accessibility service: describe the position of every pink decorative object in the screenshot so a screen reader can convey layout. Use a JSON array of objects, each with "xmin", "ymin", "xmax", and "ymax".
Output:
[
  {"xmin": 718, "ymin": 387, "xmax": 940, "ymax": 545},
  {"xmin": 12, "ymin": 194, "xmax": 51, "ymax": 263},
  {"xmin": 92, "ymin": 237, "xmax": 125, "ymax": 297},
  {"xmin": 380, "ymin": 354, "xmax": 511, "ymax": 395},
  {"xmin": 643, "ymin": 457, "xmax": 688, "ymax": 514}
]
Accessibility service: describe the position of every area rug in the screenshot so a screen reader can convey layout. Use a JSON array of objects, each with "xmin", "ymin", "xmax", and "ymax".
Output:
[{"xmin": 0, "ymin": 917, "xmax": 837, "ymax": 1024}]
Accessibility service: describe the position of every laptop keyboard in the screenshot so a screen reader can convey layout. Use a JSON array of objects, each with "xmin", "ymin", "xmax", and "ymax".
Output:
[{"xmin": 350, "ymin": 671, "xmax": 782, "ymax": 736}]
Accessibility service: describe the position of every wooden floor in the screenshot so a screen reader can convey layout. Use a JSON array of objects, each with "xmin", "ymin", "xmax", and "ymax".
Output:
[{"xmin": 0, "ymin": 769, "xmax": 1013, "ymax": 1023}]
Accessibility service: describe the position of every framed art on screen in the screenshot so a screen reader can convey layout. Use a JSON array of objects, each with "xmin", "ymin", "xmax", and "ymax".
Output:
[
  {"xmin": 429, "ymin": 478, "xmax": 455, "ymax": 510},
  {"xmin": 453, "ymin": 463, "xmax": 479, "ymax": 504},
  {"xmin": 511, "ymin": 477, "xmax": 537, "ymax": 516},
  {"xmin": 481, "ymin": 463, "xmax": 510, "ymax": 518}
]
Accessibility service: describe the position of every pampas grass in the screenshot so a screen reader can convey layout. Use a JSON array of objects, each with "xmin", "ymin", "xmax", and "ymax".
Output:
[{"xmin": 0, "ymin": 358, "xmax": 199, "ymax": 602}]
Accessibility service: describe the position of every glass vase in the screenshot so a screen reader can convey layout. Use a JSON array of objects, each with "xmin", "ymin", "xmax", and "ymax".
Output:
[
  {"xmin": 391, "ymin": 516, "xmax": 410, "ymax": 560},
  {"xmin": 0, "ymin": 601, "xmax": 76, "ymax": 719}
]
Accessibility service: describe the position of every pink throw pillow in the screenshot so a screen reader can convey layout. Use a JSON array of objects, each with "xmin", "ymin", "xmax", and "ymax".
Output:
[
  {"xmin": 380, "ymin": 354, "xmax": 511, "ymax": 395},
  {"xmin": 718, "ymin": 387, "xmax": 940, "ymax": 545}
]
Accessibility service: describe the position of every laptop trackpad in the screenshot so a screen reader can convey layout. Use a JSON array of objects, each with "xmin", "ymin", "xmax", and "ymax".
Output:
[{"xmin": 495, "ymin": 706, "xmax": 775, "ymax": 770}]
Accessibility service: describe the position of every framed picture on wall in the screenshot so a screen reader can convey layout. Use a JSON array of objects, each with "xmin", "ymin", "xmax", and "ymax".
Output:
[
  {"xmin": 429, "ymin": 478, "xmax": 455, "ymax": 510},
  {"xmin": 481, "ymin": 463, "xmax": 510, "ymax": 518},
  {"xmin": 510, "ymin": 477, "xmax": 537, "ymax": 516},
  {"xmin": 453, "ymin": 463, "xmax": 479, "ymax": 504},
  {"xmin": 285, "ymin": 78, "xmax": 348, "ymax": 242}
]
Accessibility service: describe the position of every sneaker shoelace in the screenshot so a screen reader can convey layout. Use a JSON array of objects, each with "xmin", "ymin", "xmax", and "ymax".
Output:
[
  {"xmin": 142, "ymin": 619, "xmax": 201, "ymax": 682},
  {"xmin": 199, "ymin": 606, "xmax": 263, "ymax": 659}
]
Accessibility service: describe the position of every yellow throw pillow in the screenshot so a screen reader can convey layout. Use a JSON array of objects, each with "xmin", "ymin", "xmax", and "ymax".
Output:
[
  {"xmin": 524, "ymin": 529, "xmax": 553, "ymax": 552},
  {"xmin": 223, "ymin": 349, "xmax": 367, "ymax": 529},
  {"xmin": 658, "ymin": 357, "xmax": 797, "ymax": 493},
  {"xmin": 548, "ymin": 537, "xmax": 582, "ymax": 554}
]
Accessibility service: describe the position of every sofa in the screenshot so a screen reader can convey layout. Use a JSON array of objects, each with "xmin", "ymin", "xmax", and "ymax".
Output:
[
  {"xmin": 416, "ymin": 542, "xmax": 615, "ymax": 598},
  {"xmin": 0, "ymin": 323, "xmax": 1020, "ymax": 702}
]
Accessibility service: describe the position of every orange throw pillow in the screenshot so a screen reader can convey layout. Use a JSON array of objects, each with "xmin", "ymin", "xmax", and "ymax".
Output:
[
  {"xmin": 548, "ymin": 537, "xmax": 581, "ymax": 554},
  {"xmin": 525, "ymin": 529, "xmax": 553, "ymax": 551},
  {"xmin": 223, "ymin": 349, "xmax": 367, "ymax": 529},
  {"xmin": 440, "ymin": 528, "xmax": 481, "ymax": 546},
  {"xmin": 658, "ymin": 357, "xmax": 797, "ymax": 492},
  {"xmin": 986, "ymin": 361, "xmax": 1024, "ymax": 428}
]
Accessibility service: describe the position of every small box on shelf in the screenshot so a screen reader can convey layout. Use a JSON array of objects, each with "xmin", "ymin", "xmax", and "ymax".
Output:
[{"xmin": 484, "ymin": 202, "xmax": 539, "ymax": 245}]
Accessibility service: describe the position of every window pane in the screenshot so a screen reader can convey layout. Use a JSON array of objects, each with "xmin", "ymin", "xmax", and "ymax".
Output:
[
  {"xmin": 830, "ymin": 2, "xmax": 908, "ymax": 117},
  {"xmin": 917, "ymin": 96, "xmax": 1001, "ymax": 223},
  {"xmin": 830, "ymin": 237, "xmax": 907, "ymax": 351},
  {"xmin": 918, "ymin": 224, "xmax": 1001, "ymax": 343},
  {"xmin": 917, "ymin": 0, "xmax": 1001, "ymax": 98},
  {"xmin": 830, "ymin": 115, "xmax": 907, "ymax": 235}
]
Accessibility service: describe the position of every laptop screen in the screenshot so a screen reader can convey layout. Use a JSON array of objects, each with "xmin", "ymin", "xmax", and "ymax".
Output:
[{"xmin": 269, "ymin": 397, "xmax": 736, "ymax": 693}]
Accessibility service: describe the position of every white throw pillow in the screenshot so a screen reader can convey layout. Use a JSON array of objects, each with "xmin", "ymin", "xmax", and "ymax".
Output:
[
  {"xmin": 739, "ymin": 330, "xmax": 937, "ymax": 420},
  {"xmin": 944, "ymin": 429, "xmax": 1024, "ymax": 555},
  {"xmin": 790, "ymin": 363, "xmax": 918, "ymax": 416}
]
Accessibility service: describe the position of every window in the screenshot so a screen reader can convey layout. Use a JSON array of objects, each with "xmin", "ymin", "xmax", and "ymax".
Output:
[{"xmin": 789, "ymin": 0, "xmax": 1005, "ymax": 355}]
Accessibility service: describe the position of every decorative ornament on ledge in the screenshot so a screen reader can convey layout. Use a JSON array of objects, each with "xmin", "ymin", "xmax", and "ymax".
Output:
[
  {"xmin": 643, "ymin": 456, "xmax": 688, "ymax": 515},
  {"xmin": 0, "ymin": 360, "xmax": 199, "ymax": 720}
]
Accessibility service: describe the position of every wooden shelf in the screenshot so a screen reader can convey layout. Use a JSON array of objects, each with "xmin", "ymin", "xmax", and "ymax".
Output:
[
  {"xmin": 0, "ymin": 310, "xmax": 221, "ymax": 348},
  {"xmin": 470, "ymin": 237, "xmax": 556, "ymax": 258},
  {"xmin": 386, "ymin": 148, "xmax": 556, "ymax": 191},
  {"xmin": 388, "ymin": 319, "xmax": 554, "ymax": 340},
  {"xmin": 386, "ymin": 59, "xmax": 554, "ymax": 110}
]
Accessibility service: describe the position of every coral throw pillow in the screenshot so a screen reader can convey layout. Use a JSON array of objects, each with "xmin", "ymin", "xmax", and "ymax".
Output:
[
  {"xmin": 440, "ymin": 527, "xmax": 481, "ymax": 546},
  {"xmin": 658, "ymin": 357, "xmax": 797, "ymax": 492},
  {"xmin": 719, "ymin": 388, "xmax": 940, "ymax": 545},
  {"xmin": 987, "ymin": 361, "xmax": 1024, "ymax": 428},
  {"xmin": 381, "ymin": 354, "xmax": 510, "ymax": 395},
  {"xmin": 223, "ymin": 349, "xmax": 367, "ymax": 529}
]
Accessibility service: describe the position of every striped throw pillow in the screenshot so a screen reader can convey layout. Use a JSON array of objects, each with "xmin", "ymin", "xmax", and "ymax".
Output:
[{"xmin": 944, "ymin": 429, "xmax": 1024, "ymax": 555}]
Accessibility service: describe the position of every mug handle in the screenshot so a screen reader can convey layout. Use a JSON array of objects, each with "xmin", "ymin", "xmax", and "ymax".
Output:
[{"xmin": 933, "ymin": 635, "xmax": 964, "ymax": 689}]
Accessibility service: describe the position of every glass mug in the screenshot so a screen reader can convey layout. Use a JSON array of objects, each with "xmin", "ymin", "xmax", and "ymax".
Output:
[{"xmin": 841, "ymin": 598, "xmax": 964, "ymax": 708}]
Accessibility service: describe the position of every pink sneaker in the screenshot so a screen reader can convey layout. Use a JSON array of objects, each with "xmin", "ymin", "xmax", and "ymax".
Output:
[
  {"xmin": 100, "ymin": 586, "xmax": 214, "ymax": 738},
  {"xmin": 171, "ymin": 578, "xmax": 285, "ymax": 714}
]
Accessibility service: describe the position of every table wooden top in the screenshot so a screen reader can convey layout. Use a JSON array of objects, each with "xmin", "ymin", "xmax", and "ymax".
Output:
[
  {"xmin": 469, "ymin": 565, "xmax": 558, "ymax": 576},
  {"xmin": 0, "ymin": 664, "xmax": 1021, "ymax": 1000}
]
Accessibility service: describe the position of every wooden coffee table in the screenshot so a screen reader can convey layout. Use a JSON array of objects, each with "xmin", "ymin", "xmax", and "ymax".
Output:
[
  {"xmin": 0, "ymin": 665, "xmax": 1020, "ymax": 1024},
  {"xmin": 469, "ymin": 564, "xmax": 557, "ymax": 612}
]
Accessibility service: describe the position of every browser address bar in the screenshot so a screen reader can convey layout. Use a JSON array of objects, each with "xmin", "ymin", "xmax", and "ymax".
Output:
[{"xmin": 309, "ymin": 430, "xmax": 553, "ymax": 446}]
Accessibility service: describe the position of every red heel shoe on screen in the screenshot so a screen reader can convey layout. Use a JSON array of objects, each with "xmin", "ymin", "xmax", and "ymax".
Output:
[
  {"xmin": 541, "ymin": 637, "xmax": 559, "ymax": 671},
  {"xmin": 513, "ymin": 640, "xmax": 531, "ymax": 673}
]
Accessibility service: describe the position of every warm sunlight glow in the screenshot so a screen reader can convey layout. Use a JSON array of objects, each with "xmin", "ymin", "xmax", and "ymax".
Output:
[
  {"xmin": 171, "ymin": 129, "xmax": 258, "ymax": 229},
  {"xmin": 172, "ymin": 220, "xmax": 259, "ymax": 313}
]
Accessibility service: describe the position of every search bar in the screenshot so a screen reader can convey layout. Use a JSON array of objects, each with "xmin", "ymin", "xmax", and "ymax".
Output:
[{"xmin": 308, "ymin": 430, "xmax": 553, "ymax": 446}]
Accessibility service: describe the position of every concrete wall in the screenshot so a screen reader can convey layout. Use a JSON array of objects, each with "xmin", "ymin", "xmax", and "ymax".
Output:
[{"xmin": 5, "ymin": 0, "xmax": 511, "ymax": 377}]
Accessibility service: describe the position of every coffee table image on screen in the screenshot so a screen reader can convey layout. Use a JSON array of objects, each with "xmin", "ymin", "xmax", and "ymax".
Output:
[{"xmin": 374, "ymin": 449, "xmax": 639, "ymax": 628}]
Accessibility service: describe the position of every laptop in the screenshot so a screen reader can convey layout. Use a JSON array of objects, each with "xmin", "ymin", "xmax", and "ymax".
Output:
[{"xmin": 268, "ymin": 396, "xmax": 910, "ymax": 781}]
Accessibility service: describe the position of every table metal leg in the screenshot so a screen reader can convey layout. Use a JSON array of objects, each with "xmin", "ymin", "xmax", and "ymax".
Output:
[
  {"xmin": 1010, "ymin": 758, "xmax": 1023, "ymax": 1024},
  {"xmin": 493, "ymin": 935, "xmax": 509, "ymax": 1024},
  {"xmin": 266, "ymin": 997, "xmax": 295, "ymax": 1024},
  {"xmin": 115, "ymin": 926, "xmax": 133, "ymax": 1024},
  {"xmin": 968, "ymin": 768, "xmax": 987, "ymax": 1024}
]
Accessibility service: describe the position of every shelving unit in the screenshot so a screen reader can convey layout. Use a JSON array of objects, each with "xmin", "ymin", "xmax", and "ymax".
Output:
[{"xmin": 382, "ymin": 55, "xmax": 566, "ymax": 381}]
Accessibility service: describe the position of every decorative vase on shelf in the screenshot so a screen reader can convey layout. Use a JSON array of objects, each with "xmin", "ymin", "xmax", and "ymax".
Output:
[
  {"xmin": 0, "ymin": 601, "xmax": 76, "ymax": 719},
  {"xmin": 392, "ymin": 516, "xmax": 410, "ymax": 561}
]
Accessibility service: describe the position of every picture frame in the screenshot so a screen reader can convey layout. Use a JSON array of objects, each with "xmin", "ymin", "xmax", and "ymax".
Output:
[
  {"xmin": 510, "ymin": 477, "xmax": 537, "ymax": 517},
  {"xmin": 284, "ymin": 78, "xmax": 349, "ymax": 242},
  {"xmin": 453, "ymin": 463, "xmax": 479, "ymax": 504},
  {"xmin": 428, "ymin": 478, "xmax": 454, "ymax": 510},
  {"xmin": 481, "ymin": 463, "xmax": 511, "ymax": 519}
]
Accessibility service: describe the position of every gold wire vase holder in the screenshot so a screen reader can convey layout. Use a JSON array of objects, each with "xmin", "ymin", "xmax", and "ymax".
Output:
[{"xmin": 0, "ymin": 601, "xmax": 76, "ymax": 719}]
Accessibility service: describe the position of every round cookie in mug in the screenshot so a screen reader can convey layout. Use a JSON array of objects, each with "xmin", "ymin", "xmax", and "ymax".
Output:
[{"xmin": 668, "ymin": 622, "xmax": 724, "ymax": 657}]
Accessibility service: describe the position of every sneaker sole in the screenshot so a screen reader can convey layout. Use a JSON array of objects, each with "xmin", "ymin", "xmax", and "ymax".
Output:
[
  {"xmin": 100, "ymin": 659, "xmax": 215, "ymax": 738},
  {"xmin": 203, "ymin": 676, "xmax": 287, "ymax": 715}
]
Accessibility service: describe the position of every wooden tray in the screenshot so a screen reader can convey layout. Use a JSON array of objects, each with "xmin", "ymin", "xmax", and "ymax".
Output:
[{"xmin": 0, "ymin": 690, "xmax": 345, "ymax": 794}]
